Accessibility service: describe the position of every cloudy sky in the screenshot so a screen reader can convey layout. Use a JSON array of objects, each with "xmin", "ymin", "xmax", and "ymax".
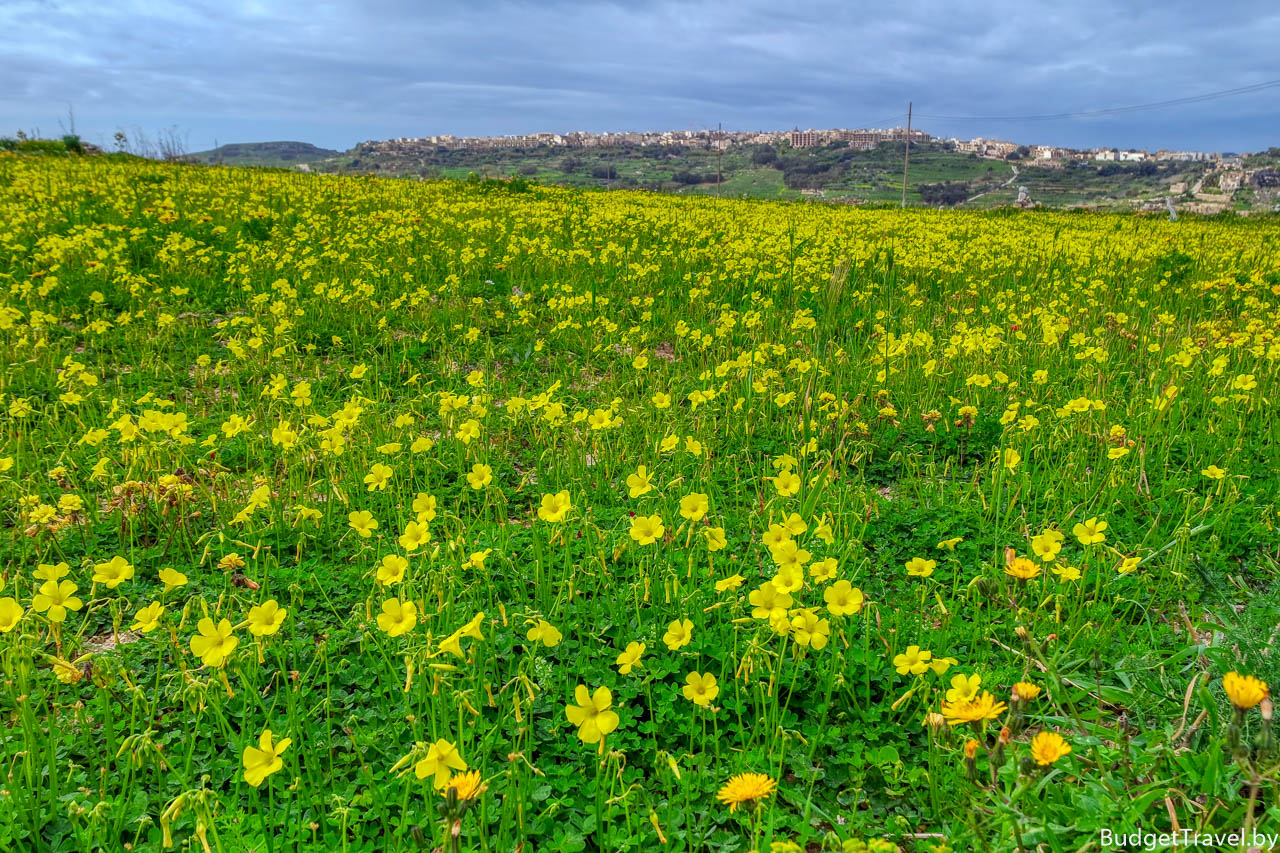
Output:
[{"xmin": 2, "ymin": 0, "xmax": 1277, "ymax": 153}]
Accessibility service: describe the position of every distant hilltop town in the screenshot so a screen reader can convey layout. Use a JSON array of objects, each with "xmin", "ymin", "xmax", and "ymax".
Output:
[{"xmin": 354, "ymin": 125, "xmax": 1245, "ymax": 165}]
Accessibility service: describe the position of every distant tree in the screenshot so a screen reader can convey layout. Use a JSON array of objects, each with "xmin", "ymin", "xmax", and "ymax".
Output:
[
  {"xmin": 671, "ymin": 170, "xmax": 713, "ymax": 185},
  {"xmin": 917, "ymin": 181, "xmax": 971, "ymax": 206},
  {"xmin": 560, "ymin": 156, "xmax": 584, "ymax": 173},
  {"xmin": 590, "ymin": 165, "xmax": 617, "ymax": 180},
  {"xmin": 751, "ymin": 146, "xmax": 778, "ymax": 166}
]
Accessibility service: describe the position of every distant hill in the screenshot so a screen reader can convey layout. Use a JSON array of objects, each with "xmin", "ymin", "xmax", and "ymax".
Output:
[
  {"xmin": 179, "ymin": 138, "xmax": 1278, "ymax": 213},
  {"xmin": 188, "ymin": 141, "xmax": 341, "ymax": 166}
]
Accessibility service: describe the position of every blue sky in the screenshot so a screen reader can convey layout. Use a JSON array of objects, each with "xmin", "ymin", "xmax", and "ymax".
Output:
[{"xmin": 2, "ymin": 0, "xmax": 1277, "ymax": 153}]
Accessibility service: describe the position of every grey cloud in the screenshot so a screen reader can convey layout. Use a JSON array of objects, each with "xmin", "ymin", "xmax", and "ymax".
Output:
[{"xmin": 0, "ymin": 0, "xmax": 1276, "ymax": 152}]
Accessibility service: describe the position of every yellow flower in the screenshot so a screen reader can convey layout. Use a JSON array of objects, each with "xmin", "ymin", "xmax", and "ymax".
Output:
[
  {"xmin": 941, "ymin": 691, "xmax": 1008, "ymax": 725},
  {"xmin": 466, "ymin": 463, "xmax": 493, "ymax": 489},
  {"xmin": 789, "ymin": 609, "xmax": 830, "ymax": 649},
  {"xmin": 930, "ymin": 656, "xmax": 958, "ymax": 676},
  {"xmin": 905, "ymin": 557, "xmax": 936, "ymax": 577},
  {"xmin": 130, "ymin": 602, "xmax": 165, "ymax": 633},
  {"xmin": 348, "ymin": 510, "xmax": 378, "ymax": 537},
  {"xmin": 945, "ymin": 673, "xmax": 981, "ymax": 704},
  {"xmin": 616, "ymin": 641, "xmax": 646, "ymax": 674},
  {"xmin": 715, "ymin": 573, "xmax": 745, "ymax": 592},
  {"xmin": 377, "ymin": 554, "xmax": 409, "ymax": 585},
  {"xmin": 772, "ymin": 469, "xmax": 800, "ymax": 497},
  {"xmin": 442, "ymin": 769, "xmax": 486, "ymax": 801},
  {"xmin": 626, "ymin": 465, "xmax": 654, "ymax": 497},
  {"xmin": 364, "ymin": 462, "xmax": 393, "ymax": 491},
  {"xmin": 1051, "ymin": 563, "xmax": 1082, "ymax": 581},
  {"xmin": 1072, "ymin": 517, "xmax": 1107, "ymax": 545},
  {"xmin": 716, "ymin": 772, "xmax": 776, "ymax": 813},
  {"xmin": 1201, "ymin": 465, "xmax": 1227, "ymax": 480},
  {"xmin": 158, "ymin": 567, "xmax": 188, "ymax": 591},
  {"xmin": 1014, "ymin": 681, "xmax": 1042, "ymax": 701},
  {"xmin": 52, "ymin": 657, "xmax": 85, "ymax": 684},
  {"xmin": 679, "ymin": 492, "xmax": 708, "ymax": 521},
  {"xmin": 1029, "ymin": 731, "xmax": 1072, "ymax": 766},
  {"xmin": 780, "ymin": 513, "xmax": 807, "ymax": 536},
  {"xmin": 0, "ymin": 597, "xmax": 25, "ymax": 633},
  {"xmin": 415, "ymin": 739, "xmax": 468, "ymax": 789},
  {"xmin": 1113, "ymin": 554, "xmax": 1139, "ymax": 574},
  {"xmin": 1030, "ymin": 530, "xmax": 1063, "ymax": 562},
  {"xmin": 398, "ymin": 520, "xmax": 431, "ymax": 552},
  {"xmin": 34, "ymin": 562, "xmax": 70, "ymax": 582},
  {"xmin": 413, "ymin": 492, "xmax": 438, "ymax": 522},
  {"xmin": 761, "ymin": 524, "xmax": 790, "ymax": 549},
  {"xmin": 1223, "ymin": 672, "xmax": 1268, "ymax": 710},
  {"xmin": 704, "ymin": 526, "xmax": 727, "ymax": 551},
  {"xmin": 1001, "ymin": 448, "xmax": 1021, "ymax": 471},
  {"xmin": 243, "ymin": 729, "xmax": 291, "ymax": 787},
  {"xmin": 246, "ymin": 600, "xmax": 287, "ymax": 636},
  {"xmin": 663, "ymin": 618, "xmax": 693, "ymax": 650},
  {"xmin": 748, "ymin": 582, "xmax": 792, "ymax": 620},
  {"xmin": 809, "ymin": 557, "xmax": 838, "ymax": 582},
  {"xmin": 682, "ymin": 671, "xmax": 719, "ymax": 706},
  {"xmin": 893, "ymin": 645, "xmax": 932, "ymax": 675},
  {"xmin": 537, "ymin": 490, "xmax": 572, "ymax": 523},
  {"xmin": 526, "ymin": 619, "xmax": 562, "ymax": 647},
  {"xmin": 629, "ymin": 514, "xmax": 665, "ymax": 545},
  {"xmin": 770, "ymin": 539, "xmax": 810, "ymax": 571},
  {"xmin": 437, "ymin": 612, "xmax": 486, "ymax": 657},
  {"xmin": 1005, "ymin": 556, "xmax": 1041, "ymax": 580},
  {"xmin": 377, "ymin": 598, "xmax": 418, "ymax": 637},
  {"xmin": 823, "ymin": 580, "xmax": 864, "ymax": 616},
  {"xmin": 455, "ymin": 419, "xmax": 481, "ymax": 444},
  {"xmin": 218, "ymin": 552, "xmax": 246, "ymax": 571},
  {"xmin": 93, "ymin": 555, "xmax": 135, "ymax": 589},
  {"xmin": 32, "ymin": 580, "xmax": 83, "ymax": 623},
  {"xmin": 190, "ymin": 618, "xmax": 239, "ymax": 667},
  {"xmin": 565, "ymin": 685, "xmax": 620, "ymax": 745}
]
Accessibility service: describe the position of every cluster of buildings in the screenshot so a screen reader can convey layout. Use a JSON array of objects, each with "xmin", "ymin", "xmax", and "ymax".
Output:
[
  {"xmin": 354, "ymin": 126, "xmax": 933, "ymax": 155},
  {"xmin": 950, "ymin": 138, "xmax": 1234, "ymax": 165},
  {"xmin": 357, "ymin": 129, "xmax": 741, "ymax": 154},
  {"xmin": 352, "ymin": 126, "xmax": 1238, "ymax": 167},
  {"xmin": 786, "ymin": 126, "xmax": 932, "ymax": 149}
]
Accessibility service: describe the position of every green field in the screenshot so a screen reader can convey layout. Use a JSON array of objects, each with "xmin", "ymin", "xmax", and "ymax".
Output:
[{"xmin": 2, "ymin": 153, "xmax": 1280, "ymax": 852}]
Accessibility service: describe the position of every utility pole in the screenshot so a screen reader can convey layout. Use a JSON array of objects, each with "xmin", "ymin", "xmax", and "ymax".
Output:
[
  {"xmin": 900, "ymin": 101, "xmax": 912, "ymax": 208},
  {"xmin": 716, "ymin": 121, "xmax": 723, "ymax": 197}
]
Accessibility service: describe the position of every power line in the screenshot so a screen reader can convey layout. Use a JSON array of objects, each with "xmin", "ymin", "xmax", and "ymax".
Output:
[{"xmin": 915, "ymin": 78, "xmax": 1280, "ymax": 122}]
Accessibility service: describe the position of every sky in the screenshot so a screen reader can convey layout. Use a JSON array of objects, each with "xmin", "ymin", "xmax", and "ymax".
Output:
[{"xmin": 2, "ymin": 0, "xmax": 1278, "ymax": 154}]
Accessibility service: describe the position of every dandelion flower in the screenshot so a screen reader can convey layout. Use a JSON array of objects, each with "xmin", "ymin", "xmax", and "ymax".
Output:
[
  {"xmin": 716, "ymin": 773, "xmax": 776, "ymax": 813},
  {"xmin": 1029, "ymin": 731, "xmax": 1072, "ymax": 766}
]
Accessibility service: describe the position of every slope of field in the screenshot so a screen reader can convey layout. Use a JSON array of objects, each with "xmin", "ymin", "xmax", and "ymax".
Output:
[{"xmin": 1, "ymin": 155, "xmax": 1279, "ymax": 852}]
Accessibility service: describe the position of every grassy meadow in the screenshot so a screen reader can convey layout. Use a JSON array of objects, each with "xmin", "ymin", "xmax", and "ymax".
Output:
[{"xmin": 1, "ymin": 155, "xmax": 1279, "ymax": 852}]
